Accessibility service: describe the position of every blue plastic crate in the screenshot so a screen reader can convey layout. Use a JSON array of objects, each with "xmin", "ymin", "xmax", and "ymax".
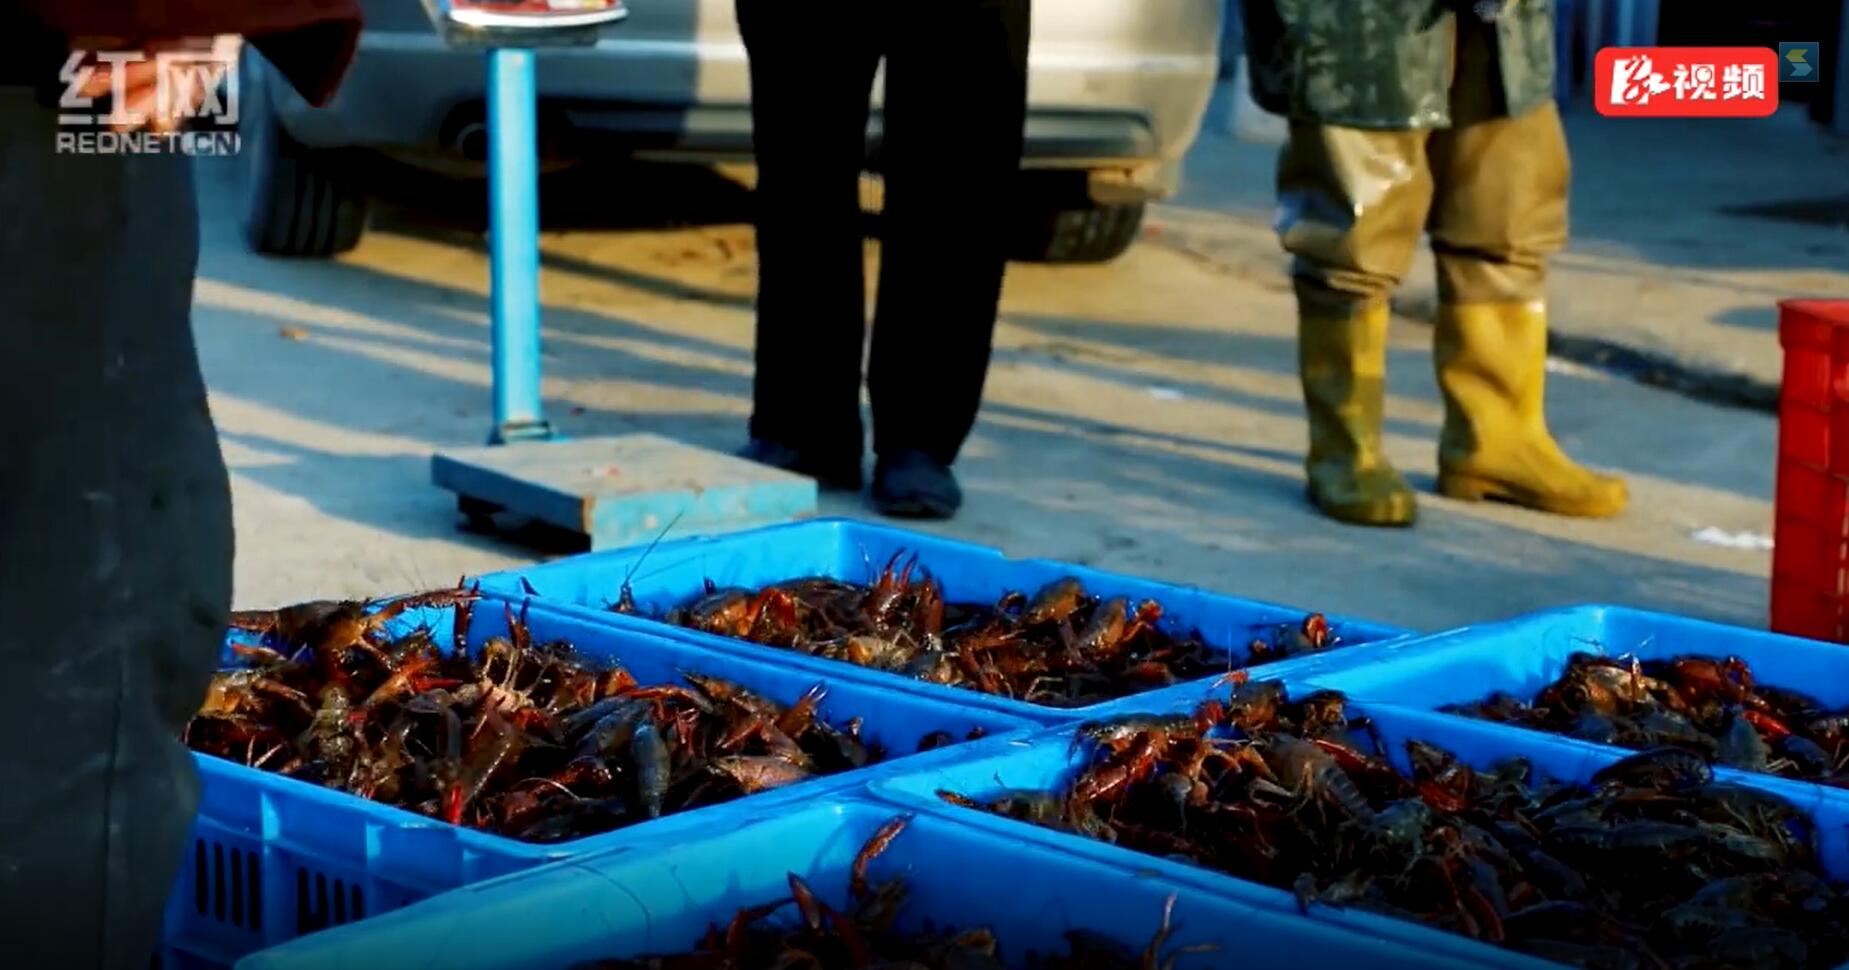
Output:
[
  {"xmin": 161, "ymin": 598, "xmax": 1033, "ymax": 968},
  {"xmin": 867, "ymin": 694, "xmax": 1849, "ymax": 969},
  {"xmin": 233, "ymin": 798, "xmax": 1477, "ymax": 970},
  {"xmin": 471, "ymin": 517, "xmax": 1412, "ymax": 723},
  {"xmin": 1298, "ymin": 604, "xmax": 1849, "ymax": 802}
]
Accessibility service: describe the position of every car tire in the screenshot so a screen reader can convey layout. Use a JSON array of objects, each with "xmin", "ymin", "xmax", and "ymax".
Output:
[
  {"xmin": 239, "ymin": 50, "xmax": 370, "ymax": 257},
  {"xmin": 1012, "ymin": 201, "xmax": 1146, "ymax": 264}
]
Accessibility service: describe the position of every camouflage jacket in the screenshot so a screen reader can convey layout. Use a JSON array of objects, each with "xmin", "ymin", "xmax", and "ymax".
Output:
[{"xmin": 1243, "ymin": 0, "xmax": 1555, "ymax": 129}]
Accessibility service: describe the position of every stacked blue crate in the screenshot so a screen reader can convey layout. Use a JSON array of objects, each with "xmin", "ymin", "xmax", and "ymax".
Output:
[
  {"xmin": 863, "ymin": 682, "xmax": 1849, "ymax": 967},
  {"xmin": 188, "ymin": 525, "xmax": 1849, "ymax": 970},
  {"xmin": 161, "ymin": 598, "xmax": 1032, "ymax": 968},
  {"xmin": 1298, "ymin": 603, "xmax": 1849, "ymax": 807},
  {"xmin": 234, "ymin": 658, "xmax": 1849, "ymax": 970},
  {"xmin": 232, "ymin": 798, "xmax": 1496, "ymax": 970}
]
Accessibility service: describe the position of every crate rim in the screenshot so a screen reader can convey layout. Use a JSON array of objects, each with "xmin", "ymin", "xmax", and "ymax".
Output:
[
  {"xmin": 464, "ymin": 516, "xmax": 1417, "ymax": 725},
  {"xmin": 864, "ymin": 698, "xmax": 1849, "ymax": 968},
  {"xmin": 1780, "ymin": 298, "xmax": 1849, "ymax": 323},
  {"xmin": 858, "ymin": 714, "xmax": 1570, "ymax": 970},
  {"xmin": 190, "ymin": 737, "xmax": 882, "ymax": 868},
  {"xmin": 233, "ymin": 791, "xmax": 1554, "ymax": 970},
  {"xmin": 465, "ymin": 591, "xmax": 1414, "ymax": 726},
  {"xmin": 470, "ymin": 516, "xmax": 1411, "ymax": 634},
  {"xmin": 1293, "ymin": 601, "xmax": 1849, "ymax": 807},
  {"xmin": 186, "ymin": 597, "xmax": 1048, "ymax": 894},
  {"xmin": 1299, "ymin": 601, "xmax": 1845, "ymax": 666}
]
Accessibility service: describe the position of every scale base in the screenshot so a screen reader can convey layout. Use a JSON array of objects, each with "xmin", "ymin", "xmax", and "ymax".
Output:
[{"xmin": 433, "ymin": 433, "xmax": 818, "ymax": 550}]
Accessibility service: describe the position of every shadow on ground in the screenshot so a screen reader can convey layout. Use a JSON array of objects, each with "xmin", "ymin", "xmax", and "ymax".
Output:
[
  {"xmin": 193, "ymin": 156, "xmax": 1772, "ymax": 631},
  {"xmin": 365, "ymin": 154, "xmax": 758, "ymax": 236}
]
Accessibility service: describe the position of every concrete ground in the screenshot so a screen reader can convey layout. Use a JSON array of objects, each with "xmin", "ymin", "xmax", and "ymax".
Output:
[{"xmin": 198, "ymin": 91, "xmax": 1835, "ymax": 634}]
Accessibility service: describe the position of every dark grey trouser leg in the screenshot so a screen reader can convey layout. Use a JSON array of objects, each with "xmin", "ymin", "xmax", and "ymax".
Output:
[
  {"xmin": 737, "ymin": 0, "xmax": 883, "ymax": 459},
  {"xmin": 867, "ymin": 0, "xmax": 1029, "ymax": 465},
  {"xmin": 0, "ymin": 88, "xmax": 234, "ymax": 969}
]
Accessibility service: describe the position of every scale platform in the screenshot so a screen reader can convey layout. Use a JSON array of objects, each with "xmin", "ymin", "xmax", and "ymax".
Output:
[{"xmin": 433, "ymin": 433, "xmax": 818, "ymax": 550}]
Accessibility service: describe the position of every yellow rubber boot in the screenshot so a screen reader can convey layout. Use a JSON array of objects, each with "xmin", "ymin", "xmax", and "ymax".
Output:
[
  {"xmin": 1300, "ymin": 302, "xmax": 1417, "ymax": 526},
  {"xmin": 1434, "ymin": 302, "xmax": 1628, "ymax": 517}
]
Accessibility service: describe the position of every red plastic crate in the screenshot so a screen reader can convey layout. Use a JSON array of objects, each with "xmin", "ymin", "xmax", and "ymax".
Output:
[{"xmin": 1771, "ymin": 300, "xmax": 1849, "ymax": 641}]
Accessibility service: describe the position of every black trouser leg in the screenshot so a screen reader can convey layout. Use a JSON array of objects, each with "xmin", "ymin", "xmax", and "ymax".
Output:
[
  {"xmin": 0, "ymin": 89, "xmax": 234, "ymax": 968},
  {"xmin": 868, "ymin": 0, "xmax": 1029, "ymax": 465},
  {"xmin": 738, "ymin": 0, "xmax": 882, "ymax": 457}
]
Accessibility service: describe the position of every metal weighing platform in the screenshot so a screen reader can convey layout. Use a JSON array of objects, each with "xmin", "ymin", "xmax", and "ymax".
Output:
[
  {"xmin": 423, "ymin": 6, "xmax": 816, "ymax": 549},
  {"xmin": 434, "ymin": 433, "xmax": 814, "ymax": 551}
]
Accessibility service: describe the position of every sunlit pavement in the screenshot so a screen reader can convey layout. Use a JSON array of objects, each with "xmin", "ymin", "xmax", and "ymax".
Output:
[{"xmin": 193, "ymin": 114, "xmax": 1795, "ymax": 631}]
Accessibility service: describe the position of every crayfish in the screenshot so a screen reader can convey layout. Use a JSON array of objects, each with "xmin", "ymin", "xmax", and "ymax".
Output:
[
  {"xmin": 191, "ymin": 589, "xmax": 994, "ymax": 845},
  {"xmin": 941, "ymin": 680, "xmax": 1849, "ymax": 969},
  {"xmin": 646, "ymin": 553, "xmax": 1347, "ymax": 709}
]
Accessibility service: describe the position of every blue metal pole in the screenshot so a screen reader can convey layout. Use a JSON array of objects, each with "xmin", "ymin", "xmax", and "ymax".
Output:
[{"xmin": 486, "ymin": 47, "xmax": 551, "ymax": 444}]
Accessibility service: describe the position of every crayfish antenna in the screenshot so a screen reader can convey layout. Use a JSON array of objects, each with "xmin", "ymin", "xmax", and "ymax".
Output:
[
  {"xmin": 1210, "ymin": 669, "xmax": 1248, "ymax": 690},
  {"xmin": 618, "ymin": 510, "xmax": 682, "ymax": 602},
  {"xmin": 1139, "ymin": 893, "xmax": 1181, "ymax": 968},
  {"xmin": 1161, "ymin": 943, "xmax": 1219, "ymax": 970},
  {"xmin": 857, "ymin": 544, "xmax": 877, "ymax": 584}
]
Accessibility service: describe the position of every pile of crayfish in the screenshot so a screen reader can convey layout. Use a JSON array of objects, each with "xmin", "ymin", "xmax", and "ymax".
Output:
[
  {"xmin": 1446, "ymin": 651, "xmax": 1849, "ymax": 784},
  {"xmin": 620, "ymin": 553, "xmax": 1339, "ymax": 708},
  {"xmin": 569, "ymin": 815, "xmax": 1216, "ymax": 970},
  {"xmin": 188, "ymin": 589, "xmax": 973, "ymax": 844},
  {"xmin": 940, "ymin": 680, "xmax": 1849, "ymax": 969}
]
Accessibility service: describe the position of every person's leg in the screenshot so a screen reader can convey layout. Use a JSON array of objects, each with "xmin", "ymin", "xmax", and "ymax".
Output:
[
  {"xmin": 736, "ymin": 0, "xmax": 882, "ymax": 489},
  {"xmin": 1425, "ymin": 17, "xmax": 1625, "ymax": 517},
  {"xmin": 1277, "ymin": 122, "xmax": 1431, "ymax": 526},
  {"xmin": 865, "ymin": 0, "xmax": 1030, "ymax": 518},
  {"xmin": 0, "ymin": 89, "xmax": 233, "ymax": 967}
]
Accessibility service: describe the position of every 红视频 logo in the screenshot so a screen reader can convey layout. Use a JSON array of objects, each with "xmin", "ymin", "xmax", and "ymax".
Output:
[{"xmin": 1595, "ymin": 47, "xmax": 1780, "ymax": 118}]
